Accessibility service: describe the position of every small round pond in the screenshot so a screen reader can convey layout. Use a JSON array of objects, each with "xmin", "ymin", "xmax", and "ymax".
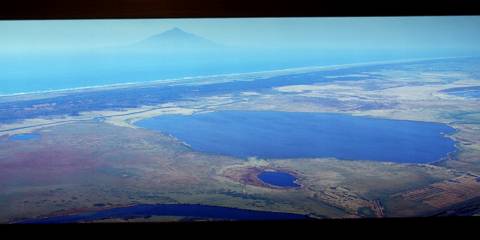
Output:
[
  {"xmin": 9, "ymin": 133, "xmax": 41, "ymax": 141},
  {"xmin": 257, "ymin": 171, "xmax": 300, "ymax": 188}
]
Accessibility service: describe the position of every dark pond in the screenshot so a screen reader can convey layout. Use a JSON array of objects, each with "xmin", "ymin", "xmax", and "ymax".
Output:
[
  {"xmin": 16, "ymin": 204, "xmax": 310, "ymax": 223},
  {"xmin": 257, "ymin": 171, "xmax": 300, "ymax": 188},
  {"xmin": 442, "ymin": 86, "xmax": 480, "ymax": 99},
  {"xmin": 9, "ymin": 133, "xmax": 40, "ymax": 141}
]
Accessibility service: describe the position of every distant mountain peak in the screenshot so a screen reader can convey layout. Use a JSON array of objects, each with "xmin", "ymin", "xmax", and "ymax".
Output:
[
  {"xmin": 165, "ymin": 27, "xmax": 186, "ymax": 33},
  {"xmin": 132, "ymin": 27, "xmax": 221, "ymax": 50},
  {"xmin": 157, "ymin": 27, "xmax": 194, "ymax": 38}
]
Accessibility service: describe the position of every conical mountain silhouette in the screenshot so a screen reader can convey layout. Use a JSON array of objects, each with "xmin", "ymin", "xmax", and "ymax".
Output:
[{"xmin": 132, "ymin": 27, "xmax": 220, "ymax": 50}]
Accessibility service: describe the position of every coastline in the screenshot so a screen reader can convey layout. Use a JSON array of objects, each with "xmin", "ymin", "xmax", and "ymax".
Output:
[
  {"xmin": 0, "ymin": 56, "xmax": 463, "ymax": 100},
  {"xmin": 0, "ymin": 55, "xmax": 476, "ymax": 150}
]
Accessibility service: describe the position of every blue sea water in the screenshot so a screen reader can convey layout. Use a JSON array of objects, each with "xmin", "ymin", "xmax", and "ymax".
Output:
[
  {"xmin": 17, "ymin": 204, "xmax": 310, "ymax": 223},
  {"xmin": 257, "ymin": 171, "xmax": 300, "ymax": 188},
  {"xmin": 0, "ymin": 49, "xmax": 431, "ymax": 95},
  {"xmin": 135, "ymin": 111, "xmax": 457, "ymax": 163}
]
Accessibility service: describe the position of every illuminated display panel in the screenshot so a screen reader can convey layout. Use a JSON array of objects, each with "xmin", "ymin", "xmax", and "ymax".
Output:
[{"xmin": 1, "ymin": 17, "xmax": 480, "ymax": 223}]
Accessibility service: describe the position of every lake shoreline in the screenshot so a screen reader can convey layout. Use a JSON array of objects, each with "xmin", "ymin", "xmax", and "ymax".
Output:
[
  {"xmin": 135, "ymin": 110, "xmax": 458, "ymax": 164},
  {"xmin": 14, "ymin": 203, "xmax": 312, "ymax": 223}
]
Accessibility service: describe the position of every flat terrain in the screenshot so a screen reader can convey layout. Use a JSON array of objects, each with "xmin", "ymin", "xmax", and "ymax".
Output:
[{"xmin": 1, "ymin": 57, "xmax": 480, "ymax": 222}]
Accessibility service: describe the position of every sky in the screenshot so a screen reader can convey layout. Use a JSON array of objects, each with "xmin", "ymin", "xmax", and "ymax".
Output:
[{"xmin": 1, "ymin": 16, "xmax": 480, "ymax": 53}]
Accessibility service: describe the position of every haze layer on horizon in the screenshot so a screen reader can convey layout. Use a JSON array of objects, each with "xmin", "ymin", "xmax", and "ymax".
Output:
[{"xmin": 1, "ymin": 16, "xmax": 480, "ymax": 55}]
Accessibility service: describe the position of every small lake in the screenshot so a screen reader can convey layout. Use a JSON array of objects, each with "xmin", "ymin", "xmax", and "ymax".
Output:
[
  {"xmin": 442, "ymin": 86, "xmax": 480, "ymax": 99},
  {"xmin": 258, "ymin": 171, "xmax": 300, "ymax": 188},
  {"xmin": 8, "ymin": 133, "xmax": 40, "ymax": 141},
  {"xmin": 135, "ymin": 111, "xmax": 457, "ymax": 163},
  {"xmin": 16, "ymin": 204, "xmax": 310, "ymax": 223}
]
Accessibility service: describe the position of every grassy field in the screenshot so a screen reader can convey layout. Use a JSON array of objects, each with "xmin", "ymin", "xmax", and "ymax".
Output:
[{"xmin": 1, "ymin": 58, "xmax": 480, "ymax": 222}]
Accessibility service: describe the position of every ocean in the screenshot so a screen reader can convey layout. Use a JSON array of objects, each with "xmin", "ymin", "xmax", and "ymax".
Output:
[{"xmin": 0, "ymin": 48, "xmax": 442, "ymax": 96}]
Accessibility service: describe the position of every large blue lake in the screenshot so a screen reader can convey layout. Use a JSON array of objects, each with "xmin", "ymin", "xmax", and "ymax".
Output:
[
  {"xmin": 136, "ymin": 111, "xmax": 457, "ymax": 163},
  {"xmin": 17, "ymin": 204, "xmax": 309, "ymax": 223}
]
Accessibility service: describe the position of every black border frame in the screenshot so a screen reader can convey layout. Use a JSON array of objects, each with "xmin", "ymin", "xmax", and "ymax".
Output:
[
  {"xmin": 1, "ymin": 0, "xmax": 479, "ymax": 20},
  {"xmin": 1, "ymin": 0, "xmax": 479, "ymax": 232}
]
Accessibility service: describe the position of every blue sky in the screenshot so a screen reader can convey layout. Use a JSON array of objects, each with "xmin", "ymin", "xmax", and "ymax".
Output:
[{"xmin": 1, "ymin": 16, "xmax": 480, "ymax": 53}]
